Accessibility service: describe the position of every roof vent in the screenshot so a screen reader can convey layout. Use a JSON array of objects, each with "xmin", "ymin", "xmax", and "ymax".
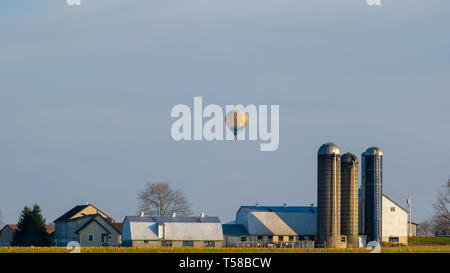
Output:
[{"xmin": 172, "ymin": 212, "xmax": 176, "ymax": 218}]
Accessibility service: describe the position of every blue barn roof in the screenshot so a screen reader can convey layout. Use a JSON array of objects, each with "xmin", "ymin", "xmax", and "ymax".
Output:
[
  {"xmin": 222, "ymin": 224, "xmax": 249, "ymax": 236},
  {"xmin": 238, "ymin": 206, "xmax": 317, "ymax": 213}
]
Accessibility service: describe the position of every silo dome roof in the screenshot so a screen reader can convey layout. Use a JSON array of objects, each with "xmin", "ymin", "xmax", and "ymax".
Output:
[
  {"xmin": 318, "ymin": 142, "xmax": 341, "ymax": 155},
  {"xmin": 362, "ymin": 147, "xmax": 383, "ymax": 156},
  {"xmin": 341, "ymin": 152, "xmax": 358, "ymax": 163}
]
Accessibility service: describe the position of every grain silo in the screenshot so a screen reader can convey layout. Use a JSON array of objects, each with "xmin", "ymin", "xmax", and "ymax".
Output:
[
  {"xmin": 317, "ymin": 142, "xmax": 342, "ymax": 248},
  {"xmin": 361, "ymin": 147, "xmax": 383, "ymax": 244},
  {"xmin": 341, "ymin": 153, "xmax": 359, "ymax": 248}
]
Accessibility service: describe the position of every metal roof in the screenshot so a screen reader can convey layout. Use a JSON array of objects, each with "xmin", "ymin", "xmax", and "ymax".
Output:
[
  {"xmin": 122, "ymin": 215, "xmax": 223, "ymax": 241},
  {"xmin": 236, "ymin": 206, "xmax": 317, "ymax": 236},
  {"xmin": 341, "ymin": 152, "xmax": 358, "ymax": 163},
  {"xmin": 362, "ymin": 147, "xmax": 383, "ymax": 156},
  {"xmin": 318, "ymin": 142, "xmax": 341, "ymax": 155},
  {"xmin": 126, "ymin": 215, "xmax": 221, "ymax": 224},
  {"xmin": 222, "ymin": 224, "xmax": 249, "ymax": 236},
  {"xmin": 239, "ymin": 206, "xmax": 317, "ymax": 213}
]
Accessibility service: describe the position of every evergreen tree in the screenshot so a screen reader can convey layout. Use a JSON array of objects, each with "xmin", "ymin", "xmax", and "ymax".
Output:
[{"xmin": 12, "ymin": 204, "xmax": 50, "ymax": 246}]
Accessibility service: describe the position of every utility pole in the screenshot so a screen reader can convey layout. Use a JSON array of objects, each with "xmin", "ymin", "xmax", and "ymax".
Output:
[{"xmin": 407, "ymin": 194, "xmax": 412, "ymax": 236}]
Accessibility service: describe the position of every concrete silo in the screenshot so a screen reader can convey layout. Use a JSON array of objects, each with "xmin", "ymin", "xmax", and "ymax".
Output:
[
  {"xmin": 341, "ymin": 153, "xmax": 359, "ymax": 248},
  {"xmin": 317, "ymin": 142, "xmax": 342, "ymax": 248},
  {"xmin": 361, "ymin": 147, "xmax": 383, "ymax": 244}
]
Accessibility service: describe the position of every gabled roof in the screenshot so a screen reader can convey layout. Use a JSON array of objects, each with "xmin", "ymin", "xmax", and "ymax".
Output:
[
  {"xmin": 75, "ymin": 218, "xmax": 110, "ymax": 235},
  {"xmin": 0, "ymin": 224, "xmax": 54, "ymax": 234},
  {"xmin": 74, "ymin": 214, "xmax": 121, "ymax": 234},
  {"xmin": 236, "ymin": 205, "xmax": 317, "ymax": 236},
  {"xmin": 383, "ymin": 194, "xmax": 409, "ymax": 213},
  {"xmin": 222, "ymin": 224, "xmax": 249, "ymax": 236},
  {"xmin": 125, "ymin": 215, "xmax": 221, "ymax": 224},
  {"xmin": 0, "ymin": 224, "xmax": 19, "ymax": 233},
  {"xmin": 53, "ymin": 205, "xmax": 89, "ymax": 222},
  {"xmin": 238, "ymin": 206, "xmax": 317, "ymax": 213},
  {"xmin": 113, "ymin": 223, "xmax": 122, "ymax": 233},
  {"xmin": 123, "ymin": 215, "xmax": 223, "ymax": 241},
  {"xmin": 53, "ymin": 204, "xmax": 114, "ymax": 223}
]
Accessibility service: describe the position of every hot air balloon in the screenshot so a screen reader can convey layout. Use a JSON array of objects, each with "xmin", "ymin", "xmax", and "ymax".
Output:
[{"xmin": 225, "ymin": 110, "xmax": 248, "ymax": 139}]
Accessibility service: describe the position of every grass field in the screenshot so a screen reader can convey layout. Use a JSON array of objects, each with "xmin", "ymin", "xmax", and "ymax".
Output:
[
  {"xmin": 1, "ymin": 237, "xmax": 449, "ymax": 253},
  {"xmin": 408, "ymin": 236, "xmax": 450, "ymax": 246}
]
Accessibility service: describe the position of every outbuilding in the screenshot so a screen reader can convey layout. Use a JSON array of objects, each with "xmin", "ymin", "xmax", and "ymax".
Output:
[
  {"xmin": 121, "ymin": 214, "xmax": 223, "ymax": 248},
  {"xmin": 227, "ymin": 205, "xmax": 316, "ymax": 248}
]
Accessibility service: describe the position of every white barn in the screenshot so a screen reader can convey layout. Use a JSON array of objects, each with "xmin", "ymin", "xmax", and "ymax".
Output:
[
  {"xmin": 358, "ymin": 193, "xmax": 409, "ymax": 246},
  {"xmin": 382, "ymin": 194, "xmax": 409, "ymax": 245},
  {"xmin": 121, "ymin": 215, "xmax": 223, "ymax": 248},
  {"xmin": 225, "ymin": 206, "xmax": 316, "ymax": 247}
]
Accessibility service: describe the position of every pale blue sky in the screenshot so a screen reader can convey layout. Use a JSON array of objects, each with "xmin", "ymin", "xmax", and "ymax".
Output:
[{"xmin": 0, "ymin": 0, "xmax": 449, "ymax": 224}]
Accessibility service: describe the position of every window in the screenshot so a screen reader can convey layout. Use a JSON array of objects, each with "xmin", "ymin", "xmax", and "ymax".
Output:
[
  {"xmin": 268, "ymin": 236, "xmax": 273, "ymax": 242},
  {"xmin": 389, "ymin": 237, "xmax": 399, "ymax": 243},
  {"xmin": 240, "ymin": 237, "xmax": 247, "ymax": 242},
  {"xmin": 289, "ymin": 236, "xmax": 294, "ymax": 242},
  {"xmin": 144, "ymin": 240, "xmax": 149, "ymax": 244},
  {"xmin": 391, "ymin": 207, "xmax": 395, "ymax": 212},
  {"xmin": 341, "ymin": 237, "xmax": 346, "ymax": 243},
  {"xmin": 88, "ymin": 234, "xmax": 94, "ymax": 241},
  {"xmin": 183, "ymin": 241, "xmax": 194, "ymax": 247},
  {"xmin": 101, "ymin": 234, "xmax": 108, "ymax": 243},
  {"xmin": 204, "ymin": 241, "xmax": 215, "ymax": 247},
  {"xmin": 161, "ymin": 240, "xmax": 172, "ymax": 247},
  {"xmin": 257, "ymin": 236, "xmax": 263, "ymax": 241},
  {"xmin": 278, "ymin": 236, "xmax": 284, "ymax": 242}
]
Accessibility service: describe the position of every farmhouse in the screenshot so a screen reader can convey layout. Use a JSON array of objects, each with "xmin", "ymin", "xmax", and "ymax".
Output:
[
  {"xmin": 121, "ymin": 214, "xmax": 223, "ymax": 247},
  {"xmin": 0, "ymin": 225, "xmax": 20, "ymax": 246},
  {"xmin": 0, "ymin": 224, "xmax": 54, "ymax": 246},
  {"xmin": 54, "ymin": 204, "xmax": 121, "ymax": 246}
]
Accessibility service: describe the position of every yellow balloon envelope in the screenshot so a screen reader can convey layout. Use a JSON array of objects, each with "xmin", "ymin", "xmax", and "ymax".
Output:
[{"xmin": 225, "ymin": 110, "xmax": 249, "ymax": 138}]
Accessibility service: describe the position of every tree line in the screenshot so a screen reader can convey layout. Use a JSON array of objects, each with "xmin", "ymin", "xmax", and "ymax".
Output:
[{"xmin": 418, "ymin": 178, "xmax": 450, "ymax": 236}]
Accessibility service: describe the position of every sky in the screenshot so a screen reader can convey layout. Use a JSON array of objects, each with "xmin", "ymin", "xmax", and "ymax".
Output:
[{"xmin": 0, "ymin": 0, "xmax": 449, "ymax": 225}]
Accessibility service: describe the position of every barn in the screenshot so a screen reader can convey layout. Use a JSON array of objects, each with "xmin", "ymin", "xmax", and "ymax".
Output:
[{"xmin": 121, "ymin": 214, "xmax": 223, "ymax": 248}]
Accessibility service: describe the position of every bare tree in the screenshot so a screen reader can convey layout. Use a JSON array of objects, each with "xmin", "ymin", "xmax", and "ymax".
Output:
[
  {"xmin": 432, "ymin": 178, "xmax": 450, "ymax": 234},
  {"xmin": 137, "ymin": 182, "xmax": 192, "ymax": 217},
  {"xmin": 417, "ymin": 218, "xmax": 434, "ymax": 236}
]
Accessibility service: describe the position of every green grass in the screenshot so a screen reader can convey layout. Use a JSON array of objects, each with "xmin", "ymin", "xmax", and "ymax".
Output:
[
  {"xmin": 380, "ymin": 245, "xmax": 450, "ymax": 253},
  {"xmin": 408, "ymin": 236, "xmax": 450, "ymax": 246}
]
